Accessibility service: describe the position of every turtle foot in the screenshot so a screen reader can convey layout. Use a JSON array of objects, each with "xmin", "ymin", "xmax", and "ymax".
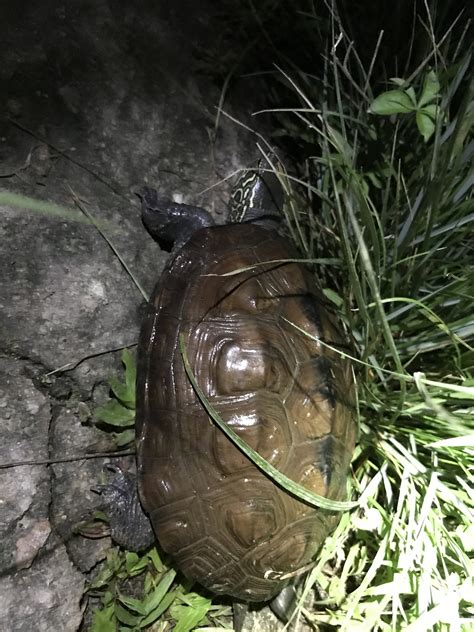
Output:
[{"xmin": 94, "ymin": 463, "xmax": 155, "ymax": 551}]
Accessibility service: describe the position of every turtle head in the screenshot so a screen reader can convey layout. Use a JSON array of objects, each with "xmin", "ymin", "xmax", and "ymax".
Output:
[{"xmin": 228, "ymin": 161, "xmax": 284, "ymax": 229}]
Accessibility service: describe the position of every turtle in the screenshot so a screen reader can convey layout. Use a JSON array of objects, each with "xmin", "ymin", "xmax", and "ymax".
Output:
[{"xmin": 99, "ymin": 162, "xmax": 356, "ymax": 615}]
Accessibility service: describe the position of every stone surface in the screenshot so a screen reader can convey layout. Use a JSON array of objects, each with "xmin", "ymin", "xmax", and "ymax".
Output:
[
  {"xmin": 0, "ymin": 1, "xmax": 278, "ymax": 631},
  {"xmin": 0, "ymin": 358, "xmax": 52, "ymax": 572},
  {"xmin": 0, "ymin": 546, "xmax": 85, "ymax": 632},
  {"xmin": 0, "ymin": 357, "xmax": 85, "ymax": 630}
]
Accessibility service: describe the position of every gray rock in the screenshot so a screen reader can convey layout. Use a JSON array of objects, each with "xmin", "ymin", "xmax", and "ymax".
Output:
[
  {"xmin": 0, "ymin": 357, "xmax": 85, "ymax": 630},
  {"xmin": 0, "ymin": 1, "xmax": 278, "ymax": 630},
  {"xmin": 0, "ymin": 358, "xmax": 51, "ymax": 571},
  {"xmin": 0, "ymin": 546, "xmax": 85, "ymax": 632}
]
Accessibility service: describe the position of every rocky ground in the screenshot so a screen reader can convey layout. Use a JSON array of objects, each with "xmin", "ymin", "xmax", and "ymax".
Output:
[{"xmin": 0, "ymin": 1, "xmax": 281, "ymax": 630}]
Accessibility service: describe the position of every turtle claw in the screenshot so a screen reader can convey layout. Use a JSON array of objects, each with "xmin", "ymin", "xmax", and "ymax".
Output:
[{"xmin": 91, "ymin": 463, "xmax": 126, "ymax": 495}]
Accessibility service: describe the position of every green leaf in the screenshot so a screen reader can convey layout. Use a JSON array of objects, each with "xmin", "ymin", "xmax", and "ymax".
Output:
[
  {"xmin": 114, "ymin": 602, "xmax": 141, "ymax": 626},
  {"xmin": 419, "ymin": 70, "xmax": 440, "ymax": 107},
  {"xmin": 406, "ymin": 86, "xmax": 417, "ymax": 105},
  {"xmin": 141, "ymin": 569, "xmax": 177, "ymax": 615},
  {"xmin": 366, "ymin": 171, "xmax": 383, "ymax": 188},
  {"xmin": 389, "ymin": 77, "xmax": 406, "ymax": 87},
  {"xmin": 369, "ymin": 90, "xmax": 416, "ymax": 115},
  {"xmin": 176, "ymin": 591, "xmax": 212, "ymax": 610},
  {"xmin": 173, "ymin": 609, "xmax": 207, "ymax": 632},
  {"xmin": 125, "ymin": 551, "xmax": 150, "ymax": 576},
  {"xmin": 455, "ymin": 524, "xmax": 474, "ymax": 552},
  {"xmin": 90, "ymin": 606, "xmax": 116, "ymax": 632},
  {"xmin": 416, "ymin": 105, "xmax": 438, "ymax": 142},
  {"xmin": 323, "ymin": 287, "xmax": 344, "ymax": 307},
  {"xmin": 114, "ymin": 428, "xmax": 135, "ymax": 446},
  {"xmin": 109, "ymin": 375, "xmax": 135, "ymax": 409},
  {"xmin": 95, "ymin": 400, "xmax": 135, "ymax": 426},
  {"xmin": 326, "ymin": 124, "xmax": 354, "ymax": 161},
  {"xmin": 107, "ymin": 349, "xmax": 136, "ymax": 408},
  {"xmin": 170, "ymin": 594, "xmax": 212, "ymax": 632},
  {"xmin": 117, "ymin": 594, "xmax": 147, "ymax": 615},
  {"xmin": 92, "ymin": 510, "xmax": 109, "ymax": 522},
  {"xmin": 140, "ymin": 590, "xmax": 178, "ymax": 627},
  {"xmin": 147, "ymin": 548, "xmax": 165, "ymax": 573},
  {"xmin": 124, "ymin": 551, "xmax": 139, "ymax": 568},
  {"xmin": 122, "ymin": 348, "xmax": 137, "ymax": 398},
  {"xmin": 422, "ymin": 103, "xmax": 439, "ymax": 120}
]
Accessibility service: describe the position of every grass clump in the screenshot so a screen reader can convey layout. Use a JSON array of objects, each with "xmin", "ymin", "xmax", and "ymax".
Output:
[
  {"xmin": 269, "ymin": 8, "xmax": 473, "ymax": 631},
  {"xmin": 88, "ymin": 547, "xmax": 230, "ymax": 632}
]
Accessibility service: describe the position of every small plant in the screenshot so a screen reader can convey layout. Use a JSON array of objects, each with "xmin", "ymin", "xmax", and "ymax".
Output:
[
  {"xmin": 95, "ymin": 348, "xmax": 136, "ymax": 446},
  {"xmin": 89, "ymin": 548, "xmax": 221, "ymax": 632},
  {"xmin": 249, "ymin": 3, "xmax": 473, "ymax": 628},
  {"xmin": 369, "ymin": 70, "xmax": 442, "ymax": 141}
]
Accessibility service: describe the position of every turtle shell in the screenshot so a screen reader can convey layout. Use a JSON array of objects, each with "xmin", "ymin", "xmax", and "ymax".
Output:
[{"xmin": 136, "ymin": 223, "xmax": 356, "ymax": 602}]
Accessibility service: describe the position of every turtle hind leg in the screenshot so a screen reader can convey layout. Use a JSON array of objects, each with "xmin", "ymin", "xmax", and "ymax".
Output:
[
  {"xmin": 139, "ymin": 187, "xmax": 215, "ymax": 251},
  {"xmin": 94, "ymin": 463, "xmax": 155, "ymax": 551},
  {"xmin": 232, "ymin": 584, "xmax": 298, "ymax": 631},
  {"xmin": 269, "ymin": 583, "xmax": 298, "ymax": 621}
]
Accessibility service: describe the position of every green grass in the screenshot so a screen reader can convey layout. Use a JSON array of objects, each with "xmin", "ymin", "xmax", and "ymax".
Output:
[{"xmin": 265, "ymin": 8, "xmax": 473, "ymax": 630}]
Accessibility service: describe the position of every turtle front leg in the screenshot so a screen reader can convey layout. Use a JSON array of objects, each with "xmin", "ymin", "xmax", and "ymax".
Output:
[
  {"xmin": 95, "ymin": 463, "xmax": 155, "ymax": 551},
  {"xmin": 139, "ymin": 187, "xmax": 215, "ymax": 252}
]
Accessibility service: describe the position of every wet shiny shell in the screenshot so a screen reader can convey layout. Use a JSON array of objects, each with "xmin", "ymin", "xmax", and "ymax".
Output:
[{"xmin": 136, "ymin": 223, "xmax": 356, "ymax": 602}]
